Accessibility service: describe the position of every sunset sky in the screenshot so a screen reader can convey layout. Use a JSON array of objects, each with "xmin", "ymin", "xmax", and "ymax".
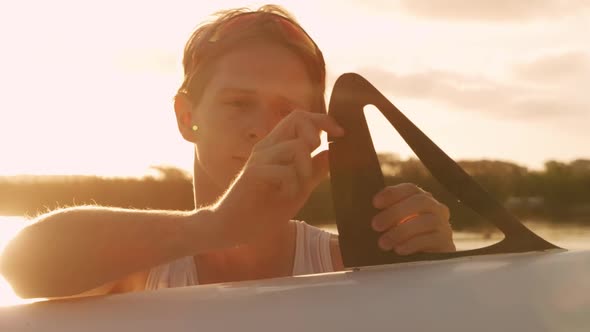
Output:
[{"xmin": 0, "ymin": 0, "xmax": 588, "ymax": 176}]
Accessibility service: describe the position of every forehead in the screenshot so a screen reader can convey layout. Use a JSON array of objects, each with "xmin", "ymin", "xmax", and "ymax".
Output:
[{"xmin": 206, "ymin": 42, "xmax": 315, "ymax": 106}]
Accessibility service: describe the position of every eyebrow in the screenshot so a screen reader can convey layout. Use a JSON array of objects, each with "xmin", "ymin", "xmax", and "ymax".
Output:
[{"xmin": 218, "ymin": 87, "xmax": 257, "ymax": 95}]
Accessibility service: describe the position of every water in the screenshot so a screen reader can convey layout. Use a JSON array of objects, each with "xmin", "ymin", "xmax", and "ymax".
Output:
[
  {"xmin": 319, "ymin": 222, "xmax": 590, "ymax": 251},
  {"xmin": 1, "ymin": 216, "xmax": 589, "ymax": 307}
]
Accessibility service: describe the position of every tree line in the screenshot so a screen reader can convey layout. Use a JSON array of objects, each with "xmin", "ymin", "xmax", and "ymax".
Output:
[{"xmin": 1, "ymin": 156, "xmax": 589, "ymax": 230}]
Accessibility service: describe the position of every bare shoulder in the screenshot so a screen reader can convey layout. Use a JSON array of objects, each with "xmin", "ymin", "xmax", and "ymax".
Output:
[{"xmin": 329, "ymin": 234, "xmax": 344, "ymax": 271}]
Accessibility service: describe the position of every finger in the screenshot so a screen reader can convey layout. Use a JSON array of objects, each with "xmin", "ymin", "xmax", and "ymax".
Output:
[
  {"xmin": 247, "ymin": 164, "xmax": 299, "ymax": 199},
  {"xmin": 308, "ymin": 149, "xmax": 330, "ymax": 189},
  {"xmin": 373, "ymin": 183, "xmax": 431, "ymax": 209},
  {"xmin": 378, "ymin": 214, "xmax": 442, "ymax": 251},
  {"xmin": 295, "ymin": 118, "xmax": 322, "ymax": 152},
  {"xmin": 372, "ymin": 193, "xmax": 446, "ymax": 232},
  {"xmin": 252, "ymin": 139, "xmax": 312, "ymax": 180},
  {"xmin": 295, "ymin": 112, "xmax": 344, "ymax": 139},
  {"xmin": 393, "ymin": 231, "xmax": 455, "ymax": 255},
  {"xmin": 262, "ymin": 112, "xmax": 344, "ymax": 147},
  {"xmin": 291, "ymin": 140, "xmax": 313, "ymax": 181},
  {"xmin": 254, "ymin": 121, "xmax": 319, "ymax": 164}
]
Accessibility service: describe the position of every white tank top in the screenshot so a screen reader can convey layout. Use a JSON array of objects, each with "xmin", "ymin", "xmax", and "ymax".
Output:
[{"xmin": 145, "ymin": 221, "xmax": 334, "ymax": 290}]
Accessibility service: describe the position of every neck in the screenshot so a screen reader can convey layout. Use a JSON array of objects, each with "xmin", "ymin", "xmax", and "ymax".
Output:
[{"xmin": 192, "ymin": 152, "xmax": 225, "ymax": 208}]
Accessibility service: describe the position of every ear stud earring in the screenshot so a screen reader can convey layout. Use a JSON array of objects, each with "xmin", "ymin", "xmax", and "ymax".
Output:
[{"xmin": 192, "ymin": 124, "xmax": 199, "ymax": 132}]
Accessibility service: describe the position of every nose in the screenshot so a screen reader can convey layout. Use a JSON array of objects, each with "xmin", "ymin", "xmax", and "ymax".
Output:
[{"xmin": 246, "ymin": 105, "xmax": 283, "ymax": 142}]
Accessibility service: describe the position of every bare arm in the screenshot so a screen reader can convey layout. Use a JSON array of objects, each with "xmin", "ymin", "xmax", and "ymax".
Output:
[
  {"xmin": 0, "ymin": 206, "xmax": 222, "ymax": 299},
  {"xmin": 0, "ymin": 112, "xmax": 348, "ymax": 299}
]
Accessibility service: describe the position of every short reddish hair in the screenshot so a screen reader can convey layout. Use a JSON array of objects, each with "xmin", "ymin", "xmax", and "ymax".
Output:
[{"xmin": 177, "ymin": 4, "xmax": 327, "ymax": 112}]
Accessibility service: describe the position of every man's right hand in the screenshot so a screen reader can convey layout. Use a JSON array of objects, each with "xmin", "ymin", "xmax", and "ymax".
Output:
[{"xmin": 211, "ymin": 110, "xmax": 344, "ymax": 247}]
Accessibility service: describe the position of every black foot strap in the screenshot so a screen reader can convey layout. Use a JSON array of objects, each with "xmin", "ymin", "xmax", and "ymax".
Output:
[{"xmin": 328, "ymin": 73, "xmax": 560, "ymax": 268}]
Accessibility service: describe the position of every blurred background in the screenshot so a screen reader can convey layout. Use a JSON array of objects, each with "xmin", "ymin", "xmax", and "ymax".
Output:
[{"xmin": 1, "ymin": 0, "xmax": 589, "ymax": 305}]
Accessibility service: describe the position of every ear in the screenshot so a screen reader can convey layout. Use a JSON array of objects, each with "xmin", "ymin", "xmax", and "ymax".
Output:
[{"xmin": 174, "ymin": 93, "xmax": 198, "ymax": 143}]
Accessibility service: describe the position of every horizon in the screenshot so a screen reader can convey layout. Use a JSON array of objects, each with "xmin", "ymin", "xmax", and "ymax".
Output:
[
  {"xmin": 1, "ymin": 1, "xmax": 588, "ymax": 177},
  {"xmin": 0, "ymin": 155, "xmax": 588, "ymax": 179}
]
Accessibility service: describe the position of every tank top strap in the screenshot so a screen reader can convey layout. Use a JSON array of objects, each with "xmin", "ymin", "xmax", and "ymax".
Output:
[
  {"xmin": 292, "ymin": 220, "xmax": 334, "ymax": 276},
  {"xmin": 145, "ymin": 256, "xmax": 198, "ymax": 290},
  {"xmin": 145, "ymin": 221, "xmax": 333, "ymax": 290}
]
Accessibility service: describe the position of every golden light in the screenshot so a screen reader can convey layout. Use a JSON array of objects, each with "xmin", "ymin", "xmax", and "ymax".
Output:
[
  {"xmin": 0, "ymin": 0, "xmax": 588, "ymax": 177},
  {"xmin": 0, "ymin": 218, "xmax": 40, "ymax": 306}
]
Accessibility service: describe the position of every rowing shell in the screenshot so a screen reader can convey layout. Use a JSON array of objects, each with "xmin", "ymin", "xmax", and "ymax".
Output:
[{"xmin": 1, "ymin": 249, "xmax": 588, "ymax": 332}]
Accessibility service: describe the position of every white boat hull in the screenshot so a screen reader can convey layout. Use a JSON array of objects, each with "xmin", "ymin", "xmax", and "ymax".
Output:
[{"xmin": 1, "ymin": 249, "xmax": 589, "ymax": 332}]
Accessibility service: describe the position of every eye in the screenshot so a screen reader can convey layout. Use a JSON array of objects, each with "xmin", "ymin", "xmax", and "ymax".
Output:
[
  {"xmin": 274, "ymin": 99, "xmax": 295, "ymax": 117},
  {"xmin": 277, "ymin": 106, "xmax": 292, "ymax": 117},
  {"xmin": 225, "ymin": 98, "xmax": 255, "ymax": 109}
]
